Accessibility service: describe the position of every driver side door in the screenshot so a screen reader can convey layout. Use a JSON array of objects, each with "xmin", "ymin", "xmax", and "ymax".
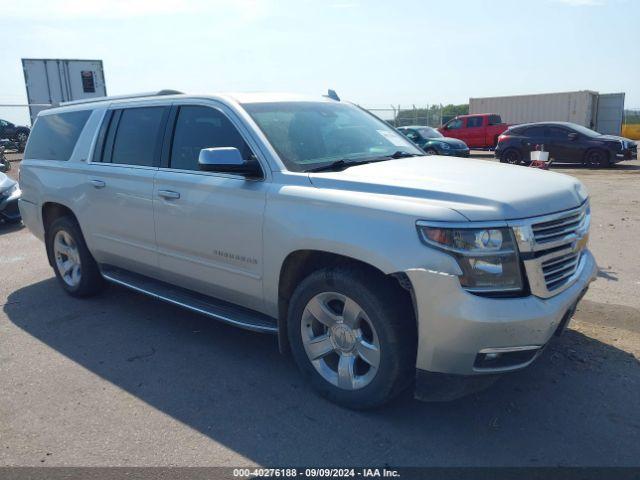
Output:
[
  {"xmin": 443, "ymin": 118, "xmax": 464, "ymax": 141},
  {"xmin": 548, "ymin": 127, "xmax": 583, "ymax": 163},
  {"xmin": 153, "ymin": 102, "xmax": 268, "ymax": 311}
]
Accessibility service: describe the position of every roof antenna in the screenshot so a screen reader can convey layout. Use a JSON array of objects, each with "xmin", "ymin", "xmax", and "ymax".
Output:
[{"xmin": 326, "ymin": 89, "xmax": 340, "ymax": 101}]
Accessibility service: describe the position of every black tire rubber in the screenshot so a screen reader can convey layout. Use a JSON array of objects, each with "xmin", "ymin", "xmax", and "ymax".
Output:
[
  {"xmin": 583, "ymin": 149, "xmax": 609, "ymax": 168},
  {"xmin": 425, "ymin": 148, "xmax": 438, "ymax": 155},
  {"xmin": 500, "ymin": 148, "xmax": 522, "ymax": 165},
  {"xmin": 15, "ymin": 131, "xmax": 28, "ymax": 153},
  {"xmin": 287, "ymin": 266, "xmax": 416, "ymax": 409},
  {"xmin": 47, "ymin": 216, "xmax": 104, "ymax": 297}
]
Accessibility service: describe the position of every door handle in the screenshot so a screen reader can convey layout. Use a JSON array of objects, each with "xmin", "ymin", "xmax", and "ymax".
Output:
[
  {"xmin": 158, "ymin": 190, "xmax": 181, "ymax": 200},
  {"xmin": 90, "ymin": 179, "xmax": 106, "ymax": 189}
]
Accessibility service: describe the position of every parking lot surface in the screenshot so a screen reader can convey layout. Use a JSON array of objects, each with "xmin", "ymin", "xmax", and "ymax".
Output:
[{"xmin": 1, "ymin": 157, "xmax": 639, "ymax": 467}]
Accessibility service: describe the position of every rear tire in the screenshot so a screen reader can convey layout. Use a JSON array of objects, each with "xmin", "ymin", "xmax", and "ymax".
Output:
[
  {"xmin": 500, "ymin": 148, "xmax": 523, "ymax": 165},
  {"xmin": 287, "ymin": 267, "xmax": 416, "ymax": 409},
  {"xmin": 425, "ymin": 148, "xmax": 438, "ymax": 155},
  {"xmin": 47, "ymin": 216, "xmax": 104, "ymax": 297},
  {"xmin": 583, "ymin": 149, "xmax": 609, "ymax": 168}
]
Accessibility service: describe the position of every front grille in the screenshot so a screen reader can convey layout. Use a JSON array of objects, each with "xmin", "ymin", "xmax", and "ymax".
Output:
[
  {"xmin": 532, "ymin": 206, "xmax": 587, "ymax": 244},
  {"xmin": 542, "ymin": 251, "xmax": 581, "ymax": 291},
  {"xmin": 512, "ymin": 202, "xmax": 590, "ymax": 298}
]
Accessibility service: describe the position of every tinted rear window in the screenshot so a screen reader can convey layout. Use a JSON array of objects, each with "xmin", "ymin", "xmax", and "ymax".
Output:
[
  {"xmin": 111, "ymin": 107, "xmax": 166, "ymax": 166},
  {"xmin": 524, "ymin": 126, "xmax": 547, "ymax": 137},
  {"xmin": 488, "ymin": 115, "xmax": 502, "ymax": 125},
  {"xmin": 24, "ymin": 110, "xmax": 91, "ymax": 161},
  {"xmin": 466, "ymin": 116, "xmax": 483, "ymax": 128}
]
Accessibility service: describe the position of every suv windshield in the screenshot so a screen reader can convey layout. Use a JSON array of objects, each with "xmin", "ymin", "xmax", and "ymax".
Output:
[
  {"xmin": 243, "ymin": 101, "xmax": 422, "ymax": 172},
  {"xmin": 418, "ymin": 127, "xmax": 443, "ymax": 139}
]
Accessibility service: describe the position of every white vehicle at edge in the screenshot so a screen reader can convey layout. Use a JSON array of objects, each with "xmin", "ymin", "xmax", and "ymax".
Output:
[{"xmin": 18, "ymin": 91, "xmax": 597, "ymax": 409}]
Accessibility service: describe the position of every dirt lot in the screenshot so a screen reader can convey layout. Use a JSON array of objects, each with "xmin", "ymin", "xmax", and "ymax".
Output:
[{"xmin": 1, "ymin": 155, "xmax": 639, "ymax": 467}]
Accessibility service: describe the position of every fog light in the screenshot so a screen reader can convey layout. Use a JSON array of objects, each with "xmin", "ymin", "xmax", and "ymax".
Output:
[{"xmin": 474, "ymin": 346, "xmax": 541, "ymax": 369}]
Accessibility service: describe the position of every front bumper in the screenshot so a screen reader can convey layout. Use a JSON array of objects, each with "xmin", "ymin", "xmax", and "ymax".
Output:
[
  {"xmin": 405, "ymin": 249, "xmax": 597, "ymax": 376},
  {"xmin": 614, "ymin": 147, "xmax": 637, "ymax": 161}
]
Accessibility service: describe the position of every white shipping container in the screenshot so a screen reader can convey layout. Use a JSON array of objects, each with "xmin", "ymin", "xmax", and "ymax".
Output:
[
  {"xmin": 22, "ymin": 58, "xmax": 106, "ymax": 124},
  {"xmin": 470, "ymin": 91, "xmax": 599, "ymax": 129}
]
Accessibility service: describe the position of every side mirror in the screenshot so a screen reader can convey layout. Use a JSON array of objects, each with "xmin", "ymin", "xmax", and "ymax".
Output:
[
  {"xmin": 568, "ymin": 132, "xmax": 578, "ymax": 141},
  {"xmin": 198, "ymin": 147, "xmax": 262, "ymax": 178}
]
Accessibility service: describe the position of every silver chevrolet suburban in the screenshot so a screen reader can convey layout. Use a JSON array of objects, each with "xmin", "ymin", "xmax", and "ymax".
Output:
[{"xmin": 18, "ymin": 90, "xmax": 597, "ymax": 408}]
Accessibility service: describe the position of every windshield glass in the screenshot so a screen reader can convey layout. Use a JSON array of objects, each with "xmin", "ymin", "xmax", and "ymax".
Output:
[
  {"xmin": 417, "ymin": 127, "xmax": 443, "ymax": 139},
  {"xmin": 568, "ymin": 124, "xmax": 602, "ymax": 137},
  {"xmin": 243, "ymin": 101, "xmax": 422, "ymax": 172}
]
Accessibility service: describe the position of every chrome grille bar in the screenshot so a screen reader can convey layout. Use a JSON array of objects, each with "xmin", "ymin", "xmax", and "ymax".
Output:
[
  {"xmin": 510, "ymin": 201, "xmax": 590, "ymax": 298},
  {"xmin": 543, "ymin": 256, "xmax": 580, "ymax": 279}
]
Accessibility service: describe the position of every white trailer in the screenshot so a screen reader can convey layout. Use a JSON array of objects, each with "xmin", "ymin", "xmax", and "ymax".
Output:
[
  {"xmin": 22, "ymin": 59, "xmax": 106, "ymax": 124},
  {"xmin": 469, "ymin": 90, "xmax": 625, "ymax": 135}
]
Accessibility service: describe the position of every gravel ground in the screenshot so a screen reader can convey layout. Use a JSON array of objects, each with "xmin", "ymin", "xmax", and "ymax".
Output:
[{"xmin": 1, "ymin": 155, "xmax": 639, "ymax": 467}]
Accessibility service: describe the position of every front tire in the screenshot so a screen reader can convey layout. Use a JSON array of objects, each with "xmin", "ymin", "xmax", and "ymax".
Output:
[
  {"xmin": 47, "ymin": 216, "xmax": 104, "ymax": 297},
  {"xmin": 15, "ymin": 131, "xmax": 28, "ymax": 143},
  {"xmin": 287, "ymin": 267, "xmax": 416, "ymax": 409},
  {"xmin": 425, "ymin": 148, "xmax": 438, "ymax": 155}
]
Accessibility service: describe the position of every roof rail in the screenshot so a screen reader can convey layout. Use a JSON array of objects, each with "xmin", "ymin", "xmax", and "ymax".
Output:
[{"xmin": 60, "ymin": 89, "xmax": 184, "ymax": 106}]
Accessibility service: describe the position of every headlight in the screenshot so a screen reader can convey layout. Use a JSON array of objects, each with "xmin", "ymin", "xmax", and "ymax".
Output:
[
  {"xmin": 439, "ymin": 142, "xmax": 450, "ymax": 150},
  {"xmin": 417, "ymin": 224, "xmax": 523, "ymax": 293}
]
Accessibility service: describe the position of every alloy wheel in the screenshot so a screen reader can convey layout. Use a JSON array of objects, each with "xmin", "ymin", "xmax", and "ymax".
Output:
[
  {"xmin": 301, "ymin": 292, "xmax": 381, "ymax": 390},
  {"xmin": 586, "ymin": 150, "xmax": 605, "ymax": 168},
  {"xmin": 504, "ymin": 149, "xmax": 521, "ymax": 164},
  {"xmin": 53, "ymin": 230, "xmax": 82, "ymax": 288}
]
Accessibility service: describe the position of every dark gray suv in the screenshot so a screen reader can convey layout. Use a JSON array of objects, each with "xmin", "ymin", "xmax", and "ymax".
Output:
[{"xmin": 495, "ymin": 121, "xmax": 637, "ymax": 167}]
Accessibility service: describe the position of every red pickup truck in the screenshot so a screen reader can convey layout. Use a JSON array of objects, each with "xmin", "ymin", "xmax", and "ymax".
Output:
[{"xmin": 438, "ymin": 113, "xmax": 508, "ymax": 149}]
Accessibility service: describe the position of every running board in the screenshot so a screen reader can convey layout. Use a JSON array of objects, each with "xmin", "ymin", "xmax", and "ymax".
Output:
[{"xmin": 101, "ymin": 266, "xmax": 278, "ymax": 334}]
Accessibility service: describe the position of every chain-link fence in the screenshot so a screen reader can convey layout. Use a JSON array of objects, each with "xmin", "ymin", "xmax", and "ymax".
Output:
[{"xmin": 363, "ymin": 105, "xmax": 468, "ymax": 128}]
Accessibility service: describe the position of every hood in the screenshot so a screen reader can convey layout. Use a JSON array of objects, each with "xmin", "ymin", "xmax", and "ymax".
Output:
[
  {"xmin": 308, "ymin": 156, "xmax": 587, "ymax": 221},
  {"xmin": 597, "ymin": 134, "xmax": 633, "ymax": 144},
  {"xmin": 426, "ymin": 137, "xmax": 468, "ymax": 149}
]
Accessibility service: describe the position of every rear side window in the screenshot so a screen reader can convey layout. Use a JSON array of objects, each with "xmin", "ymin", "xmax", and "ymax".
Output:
[
  {"xmin": 111, "ymin": 107, "xmax": 167, "ymax": 166},
  {"xmin": 549, "ymin": 127, "xmax": 569, "ymax": 138},
  {"xmin": 524, "ymin": 126, "xmax": 546, "ymax": 137},
  {"xmin": 466, "ymin": 116, "xmax": 483, "ymax": 128},
  {"xmin": 488, "ymin": 115, "xmax": 502, "ymax": 125},
  {"xmin": 24, "ymin": 110, "xmax": 91, "ymax": 161},
  {"xmin": 170, "ymin": 105, "xmax": 253, "ymax": 171}
]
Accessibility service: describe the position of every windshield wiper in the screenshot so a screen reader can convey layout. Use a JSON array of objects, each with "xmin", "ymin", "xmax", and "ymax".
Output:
[
  {"xmin": 306, "ymin": 159, "xmax": 378, "ymax": 173},
  {"xmin": 387, "ymin": 150, "xmax": 421, "ymax": 159},
  {"xmin": 306, "ymin": 151, "xmax": 420, "ymax": 173}
]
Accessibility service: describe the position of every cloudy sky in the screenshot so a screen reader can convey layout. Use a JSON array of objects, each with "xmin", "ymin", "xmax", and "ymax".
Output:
[{"xmin": 1, "ymin": 0, "xmax": 637, "ymax": 125}]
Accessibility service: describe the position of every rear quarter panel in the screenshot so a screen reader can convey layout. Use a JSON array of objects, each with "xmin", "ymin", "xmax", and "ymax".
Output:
[{"xmin": 18, "ymin": 108, "xmax": 105, "ymax": 247}]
